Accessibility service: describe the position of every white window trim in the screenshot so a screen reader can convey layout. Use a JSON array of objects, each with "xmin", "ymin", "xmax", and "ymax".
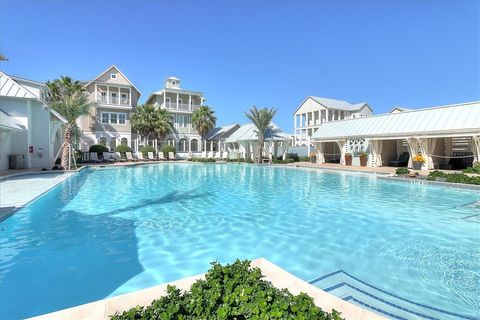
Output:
[
  {"xmin": 111, "ymin": 73, "xmax": 117, "ymax": 79},
  {"xmin": 100, "ymin": 112, "xmax": 127, "ymax": 125}
]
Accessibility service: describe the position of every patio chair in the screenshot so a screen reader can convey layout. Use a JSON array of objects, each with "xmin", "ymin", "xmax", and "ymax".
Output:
[
  {"xmin": 90, "ymin": 152, "xmax": 100, "ymax": 163},
  {"xmin": 126, "ymin": 152, "xmax": 136, "ymax": 162},
  {"xmin": 389, "ymin": 152, "xmax": 409, "ymax": 167},
  {"xmin": 137, "ymin": 152, "xmax": 146, "ymax": 161},
  {"xmin": 158, "ymin": 152, "xmax": 166, "ymax": 161},
  {"xmin": 214, "ymin": 151, "xmax": 222, "ymax": 159},
  {"xmin": 147, "ymin": 152, "xmax": 156, "ymax": 161},
  {"xmin": 168, "ymin": 152, "xmax": 176, "ymax": 161},
  {"xmin": 201, "ymin": 151, "xmax": 207, "ymax": 159},
  {"xmin": 102, "ymin": 152, "xmax": 115, "ymax": 162},
  {"xmin": 114, "ymin": 152, "xmax": 126, "ymax": 162},
  {"xmin": 222, "ymin": 152, "xmax": 229, "ymax": 160},
  {"xmin": 207, "ymin": 151, "xmax": 214, "ymax": 159}
]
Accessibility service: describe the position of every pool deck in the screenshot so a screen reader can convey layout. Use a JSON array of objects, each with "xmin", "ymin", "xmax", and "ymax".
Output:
[
  {"xmin": 286, "ymin": 162, "xmax": 431, "ymax": 175},
  {"xmin": 29, "ymin": 258, "xmax": 385, "ymax": 320}
]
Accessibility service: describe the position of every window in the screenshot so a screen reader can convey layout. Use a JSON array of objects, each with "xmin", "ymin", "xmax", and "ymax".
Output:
[
  {"xmin": 121, "ymin": 93, "xmax": 127, "ymax": 99},
  {"xmin": 99, "ymin": 137, "xmax": 107, "ymax": 146},
  {"xmin": 191, "ymin": 139, "xmax": 198, "ymax": 152},
  {"xmin": 178, "ymin": 99, "xmax": 182, "ymax": 105},
  {"xmin": 118, "ymin": 113, "xmax": 126, "ymax": 124},
  {"xmin": 172, "ymin": 81, "xmax": 176, "ymax": 85},
  {"xmin": 101, "ymin": 112, "xmax": 109, "ymax": 124},
  {"xmin": 111, "ymin": 73, "xmax": 117, "ymax": 79},
  {"xmin": 110, "ymin": 113, "xmax": 118, "ymax": 124},
  {"xmin": 121, "ymin": 138, "xmax": 128, "ymax": 146},
  {"xmin": 166, "ymin": 97, "xmax": 171, "ymax": 105},
  {"xmin": 110, "ymin": 138, "xmax": 117, "ymax": 150}
]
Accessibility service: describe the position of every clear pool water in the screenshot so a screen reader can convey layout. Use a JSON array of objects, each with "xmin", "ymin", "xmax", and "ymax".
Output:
[{"xmin": 0, "ymin": 164, "xmax": 479, "ymax": 319}]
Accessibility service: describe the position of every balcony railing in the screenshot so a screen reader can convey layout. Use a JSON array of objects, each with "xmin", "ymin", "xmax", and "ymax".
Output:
[
  {"xmin": 97, "ymin": 94, "xmax": 130, "ymax": 106},
  {"xmin": 161, "ymin": 103, "xmax": 201, "ymax": 111}
]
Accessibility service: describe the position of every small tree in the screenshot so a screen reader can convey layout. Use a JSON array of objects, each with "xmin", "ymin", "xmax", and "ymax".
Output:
[
  {"xmin": 192, "ymin": 105, "xmax": 216, "ymax": 150},
  {"xmin": 131, "ymin": 104, "xmax": 173, "ymax": 147},
  {"xmin": 244, "ymin": 106, "xmax": 277, "ymax": 163},
  {"xmin": 46, "ymin": 77, "xmax": 92, "ymax": 169}
]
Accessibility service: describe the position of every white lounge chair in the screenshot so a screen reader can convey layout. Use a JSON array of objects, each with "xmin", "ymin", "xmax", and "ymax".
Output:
[
  {"xmin": 214, "ymin": 151, "xmax": 222, "ymax": 159},
  {"xmin": 90, "ymin": 152, "xmax": 100, "ymax": 162},
  {"xmin": 103, "ymin": 152, "xmax": 115, "ymax": 162},
  {"xmin": 148, "ymin": 152, "xmax": 156, "ymax": 161},
  {"xmin": 207, "ymin": 151, "xmax": 214, "ymax": 159},
  {"xmin": 137, "ymin": 152, "xmax": 146, "ymax": 161},
  {"xmin": 201, "ymin": 151, "xmax": 207, "ymax": 159},
  {"xmin": 168, "ymin": 152, "xmax": 176, "ymax": 161},
  {"xmin": 158, "ymin": 152, "xmax": 166, "ymax": 161},
  {"xmin": 114, "ymin": 152, "xmax": 126, "ymax": 162},
  {"xmin": 222, "ymin": 152, "xmax": 229, "ymax": 160},
  {"xmin": 126, "ymin": 152, "xmax": 136, "ymax": 161}
]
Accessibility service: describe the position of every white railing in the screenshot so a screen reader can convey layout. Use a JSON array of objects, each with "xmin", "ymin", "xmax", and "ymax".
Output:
[
  {"xmin": 96, "ymin": 93, "xmax": 130, "ymax": 106},
  {"xmin": 161, "ymin": 103, "xmax": 201, "ymax": 111}
]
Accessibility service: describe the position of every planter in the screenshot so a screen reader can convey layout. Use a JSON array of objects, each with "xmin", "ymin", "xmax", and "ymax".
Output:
[
  {"xmin": 359, "ymin": 156, "xmax": 368, "ymax": 167},
  {"xmin": 345, "ymin": 154, "xmax": 352, "ymax": 166},
  {"xmin": 412, "ymin": 161, "xmax": 424, "ymax": 170}
]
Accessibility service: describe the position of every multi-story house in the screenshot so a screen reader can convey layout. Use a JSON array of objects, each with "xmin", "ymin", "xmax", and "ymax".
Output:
[
  {"xmin": 145, "ymin": 77, "xmax": 205, "ymax": 156},
  {"xmin": 78, "ymin": 65, "xmax": 141, "ymax": 151},
  {"xmin": 293, "ymin": 96, "xmax": 372, "ymax": 146}
]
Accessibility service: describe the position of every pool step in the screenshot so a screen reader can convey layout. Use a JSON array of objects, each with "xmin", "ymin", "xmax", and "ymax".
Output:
[{"xmin": 309, "ymin": 270, "xmax": 476, "ymax": 320}]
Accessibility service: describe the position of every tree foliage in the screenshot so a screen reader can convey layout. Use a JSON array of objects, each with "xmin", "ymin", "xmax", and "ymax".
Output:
[
  {"xmin": 192, "ymin": 105, "xmax": 217, "ymax": 138},
  {"xmin": 244, "ymin": 106, "xmax": 277, "ymax": 163},
  {"xmin": 131, "ymin": 104, "xmax": 173, "ymax": 143}
]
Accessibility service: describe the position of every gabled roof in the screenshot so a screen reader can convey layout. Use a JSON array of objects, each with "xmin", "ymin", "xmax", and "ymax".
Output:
[
  {"xmin": 389, "ymin": 107, "xmax": 413, "ymax": 113},
  {"xmin": 225, "ymin": 122, "xmax": 290, "ymax": 143},
  {"xmin": 0, "ymin": 71, "xmax": 67, "ymax": 124},
  {"xmin": 294, "ymin": 96, "xmax": 372, "ymax": 114},
  {"xmin": 0, "ymin": 109, "xmax": 25, "ymax": 131},
  {"xmin": 205, "ymin": 124, "xmax": 240, "ymax": 140},
  {"xmin": 84, "ymin": 65, "xmax": 141, "ymax": 97},
  {"xmin": 312, "ymin": 101, "xmax": 480, "ymax": 141}
]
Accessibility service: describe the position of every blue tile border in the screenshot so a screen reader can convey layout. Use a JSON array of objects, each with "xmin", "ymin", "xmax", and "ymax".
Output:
[{"xmin": 309, "ymin": 270, "xmax": 478, "ymax": 320}]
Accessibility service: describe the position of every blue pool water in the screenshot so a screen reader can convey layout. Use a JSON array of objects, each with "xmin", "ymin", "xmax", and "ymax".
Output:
[{"xmin": 0, "ymin": 164, "xmax": 479, "ymax": 319}]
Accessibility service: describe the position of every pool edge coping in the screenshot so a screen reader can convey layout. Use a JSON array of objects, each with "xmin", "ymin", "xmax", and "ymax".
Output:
[{"xmin": 28, "ymin": 258, "xmax": 385, "ymax": 320}]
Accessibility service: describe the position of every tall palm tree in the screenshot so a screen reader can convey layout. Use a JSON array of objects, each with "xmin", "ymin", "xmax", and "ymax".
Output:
[
  {"xmin": 244, "ymin": 106, "xmax": 277, "ymax": 163},
  {"xmin": 131, "ymin": 104, "xmax": 173, "ymax": 147},
  {"xmin": 192, "ymin": 105, "xmax": 216, "ymax": 150},
  {"xmin": 46, "ymin": 77, "xmax": 91, "ymax": 169}
]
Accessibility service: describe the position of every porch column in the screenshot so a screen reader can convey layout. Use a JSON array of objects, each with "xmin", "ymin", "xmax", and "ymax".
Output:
[
  {"xmin": 176, "ymin": 92, "xmax": 179, "ymax": 109},
  {"xmin": 163, "ymin": 91, "xmax": 166, "ymax": 106},
  {"xmin": 326, "ymin": 109, "xmax": 329, "ymax": 122},
  {"xmin": 129, "ymin": 88, "xmax": 132, "ymax": 106},
  {"xmin": 204, "ymin": 139, "xmax": 207, "ymax": 152},
  {"xmin": 118, "ymin": 87, "xmax": 120, "ymax": 105},
  {"xmin": 188, "ymin": 139, "xmax": 192, "ymax": 152},
  {"xmin": 336, "ymin": 139, "xmax": 347, "ymax": 165},
  {"xmin": 316, "ymin": 142, "xmax": 325, "ymax": 164},
  {"xmin": 107, "ymin": 86, "xmax": 110, "ymax": 104},
  {"xmin": 471, "ymin": 136, "xmax": 480, "ymax": 165},
  {"xmin": 305, "ymin": 112, "xmax": 309, "ymax": 127},
  {"xmin": 188, "ymin": 95, "xmax": 192, "ymax": 111}
]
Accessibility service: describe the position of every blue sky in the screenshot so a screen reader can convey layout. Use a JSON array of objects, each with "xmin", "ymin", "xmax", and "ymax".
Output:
[{"xmin": 1, "ymin": 0, "xmax": 479, "ymax": 131}]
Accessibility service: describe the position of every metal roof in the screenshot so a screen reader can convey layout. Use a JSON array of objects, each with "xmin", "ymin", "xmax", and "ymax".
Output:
[
  {"xmin": 0, "ymin": 71, "xmax": 37, "ymax": 99},
  {"xmin": 312, "ymin": 101, "xmax": 480, "ymax": 141},
  {"xmin": 205, "ymin": 124, "xmax": 240, "ymax": 140},
  {"xmin": 225, "ymin": 122, "xmax": 290, "ymax": 143},
  {"xmin": 309, "ymin": 97, "xmax": 369, "ymax": 111}
]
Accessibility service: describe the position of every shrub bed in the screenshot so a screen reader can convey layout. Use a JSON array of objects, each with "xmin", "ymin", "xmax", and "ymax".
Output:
[
  {"xmin": 189, "ymin": 158, "xmax": 216, "ymax": 163},
  {"xmin": 115, "ymin": 144, "xmax": 132, "ymax": 153},
  {"xmin": 395, "ymin": 168, "xmax": 410, "ymax": 175},
  {"xmin": 463, "ymin": 164, "xmax": 480, "ymax": 174},
  {"xmin": 89, "ymin": 144, "xmax": 109, "ymax": 155},
  {"xmin": 111, "ymin": 260, "xmax": 342, "ymax": 320},
  {"xmin": 140, "ymin": 146, "xmax": 155, "ymax": 156},
  {"xmin": 427, "ymin": 170, "xmax": 480, "ymax": 185},
  {"xmin": 160, "ymin": 145, "xmax": 176, "ymax": 157},
  {"xmin": 273, "ymin": 158, "xmax": 295, "ymax": 164}
]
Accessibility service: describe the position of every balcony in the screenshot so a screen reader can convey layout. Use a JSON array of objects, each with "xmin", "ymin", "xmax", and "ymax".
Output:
[
  {"xmin": 96, "ymin": 94, "xmax": 130, "ymax": 106},
  {"xmin": 161, "ymin": 103, "xmax": 201, "ymax": 112}
]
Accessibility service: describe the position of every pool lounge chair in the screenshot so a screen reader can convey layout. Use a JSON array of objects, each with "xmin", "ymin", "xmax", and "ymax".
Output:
[
  {"xmin": 222, "ymin": 152, "xmax": 229, "ymax": 160},
  {"xmin": 201, "ymin": 151, "xmax": 207, "ymax": 159},
  {"xmin": 158, "ymin": 152, "xmax": 166, "ymax": 161},
  {"xmin": 214, "ymin": 151, "xmax": 222, "ymax": 160},
  {"xmin": 389, "ymin": 152, "xmax": 409, "ymax": 167},
  {"xmin": 126, "ymin": 152, "xmax": 136, "ymax": 162},
  {"xmin": 168, "ymin": 152, "xmax": 176, "ymax": 161},
  {"xmin": 114, "ymin": 152, "xmax": 126, "ymax": 162},
  {"xmin": 207, "ymin": 151, "xmax": 214, "ymax": 159},
  {"xmin": 102, "ymin": 152, "xmax": 115, "ymax": 162},
  {"xmin": 147, "ymin": 152, "xmax": 156, "ymax": 161},
  {"xmin": 137, "ymin": 152, "xmax": 146, "ymax": 161}
]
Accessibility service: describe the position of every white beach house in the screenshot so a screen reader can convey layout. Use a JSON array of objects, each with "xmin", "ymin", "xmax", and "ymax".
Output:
[
  {"xmin": 0, "ymin": 71, "xmax": 66, "ymax": 170},
  {"xmin": 293, "ymin": 96, "xmax": 372, "ymax": 147},
  {"xmin": 311, "ymin": 101, "xmax": 480, "ymax": 170},
  {"xmin": 145, "ymin": 77, "xmax": 206, "ymax": 157}
]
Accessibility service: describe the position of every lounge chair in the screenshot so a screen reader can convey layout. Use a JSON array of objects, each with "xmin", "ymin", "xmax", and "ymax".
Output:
[
  {"xmin": 137, "ymin": 152, "xmax": 146, "ymax": 161},
  {"xmin": 126, "ymin": 152, "xmax": 136, "ymax": 162},
  {"xmin": 158, "ymin": 152, "xmax": 166, "ymax": 161},
  {"xmin": 168, "ymin": 152, "xmax": 176, "ymax": 161},
  {"xmin": 207, "ymin": 151, "xmax": 214, "ymax": 159},
  {"xmin": 114, "ymin": 152, "xmax": 126, "ymax": 162},
  {"xmin": 148, "ymin": 152, "xmax": 156, "ymax": 161},
  {"xmin": 222, "ymin": 152, "xmax": 228, "ymax": 160},
  {"xmin": 389, "ymin": 152, "xmax": 409, "ymax": 167},
  {"xmin": 90, "ymin": 152, "xmax": 100, "ymax": 163},
  {"xmin": 214, "ymin": 151, "xmax": 222, "ymax": 159},
  {"xmin": 201, "ymin": 151, "xmax": 207, "ymax": 159},
  {"xmin": 102, "ymin": 152, "xmax": 114, "ymax": 162}
]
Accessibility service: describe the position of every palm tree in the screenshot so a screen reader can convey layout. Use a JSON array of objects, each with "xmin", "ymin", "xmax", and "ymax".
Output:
[
  {"xmin": 244, "ymin": 106, "xmax": 277, "ymax": 163},
  {"xmin": 46, "ymin": 77, "xmax": 92, "ymax": 169},
  {"xmin": 192, "ymin": 105, "xmax": 216, "ymax": 150},
  {"xmin": 131, "ymin": 104, "xmax": 173, "ymax": 147}
]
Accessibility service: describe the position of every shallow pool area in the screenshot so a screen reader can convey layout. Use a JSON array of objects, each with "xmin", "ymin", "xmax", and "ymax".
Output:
[{"xmin": 0, "ymin": 163, "xmax": 479, "ymax": 319}]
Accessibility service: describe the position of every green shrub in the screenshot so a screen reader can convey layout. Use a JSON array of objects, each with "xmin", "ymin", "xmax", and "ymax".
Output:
[
  {"xmin": 189, "ymin": 158, "xmax": 216, "ymax": 163},
  {"xmin": 111, "ymin": 260, "xmax": 342, "ymax": 320},
  {"xmin": 463, "ymin": 164, "xmax": 480, "ymax": 174},
  {"xmin": 395, "ymin": 168, "xmax": 410, "ymax": 175},
  {"xmin": 427, "ymin": 171, "xmax": 480, "ymax": 185},
  {"xmin": 115, "ymin": 144, "xmax": 132, "ymax": 153},
  {"xmin": 272, "ymin": 158, "xmax": 295, "ymax": 164},
  {"xmin": 286, "ymin": 153, "xmax": 299, "ymax": 162},
  {"xmin": 298, "ymin": 156, "xmax": 310, "ymax": 162},
  {"xmin": 160, "ymin": 145, "xmax": 176, "ymax": 157},
  {"xmin": 89, "ymin": 144, "xmax": 109, "ymax": 155},
  {"xmin": 140, "ymin": 146, "xmax": 155, "ymax": 156}
]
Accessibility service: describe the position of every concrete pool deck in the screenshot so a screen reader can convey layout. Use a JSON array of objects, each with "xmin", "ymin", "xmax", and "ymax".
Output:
[{"xmin": 30, "ymin": 258, "xmax": 385, "ymax": 320}]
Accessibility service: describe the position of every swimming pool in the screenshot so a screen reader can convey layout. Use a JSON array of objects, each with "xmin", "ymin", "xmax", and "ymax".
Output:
[{"xmin": 0, "ymin": 164, "xmax": 479, "ymax": 319}]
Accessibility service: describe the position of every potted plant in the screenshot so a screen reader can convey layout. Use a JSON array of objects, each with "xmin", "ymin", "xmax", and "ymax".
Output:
[
  {"xmin": 345, "ymin": 153, "xmax": 352, "ymax": 166},
  {"xmin": 309, "ymin": 152, "xmax": 316, "ymax": 163},
  {"xmin": 412, "ymin": 154, "xmax": 425, "ymax": 170},
  {"xmin": 358, "ymin": 151, "xmax": 368, "ymax": 167}
]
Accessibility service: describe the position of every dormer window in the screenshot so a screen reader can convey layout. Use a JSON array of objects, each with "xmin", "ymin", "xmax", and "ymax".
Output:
[
  {"xmin": 172, "ymin": 81, "xmax": 176, "ymax": 86},
  {"xmin": 111, "ymin": 73, "xmax": 117, "ymax": 79}
]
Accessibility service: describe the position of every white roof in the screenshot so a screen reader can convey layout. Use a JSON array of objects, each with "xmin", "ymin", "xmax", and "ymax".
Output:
[
  {"xmin": 312, "ymin": 101, "xmax": 480, "ymax": 141},
  {"xmin": 309, "ymin": 96, "xmax": 370, "ymax": 111},
  {"xmin": 225, "ymin": 122, "xmax": 290, "ymax": 143},
  {"xmin": 0, "ymin": 109, "xmax": 25, "ymax": 131},
  {"xmin": 205, "ymin": 124, "xmax": 240, "ymax": 140}
]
